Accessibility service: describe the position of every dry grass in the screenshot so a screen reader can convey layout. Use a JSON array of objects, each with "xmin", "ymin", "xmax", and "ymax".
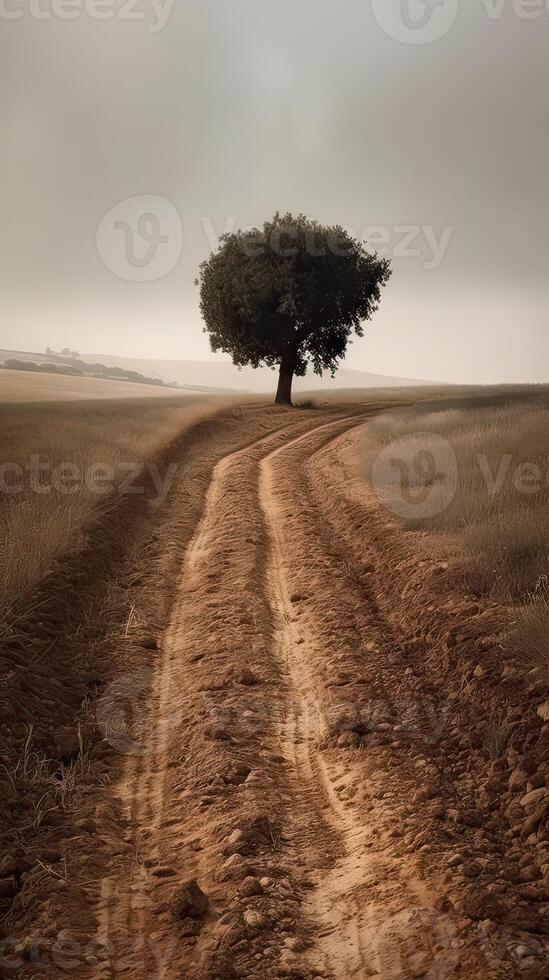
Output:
[
  {"xmin": 507, "ymin": 588, "xmax": 549, "ymax": 673},
  {"xmin": 1, "ymin": 722, "xmax": 91, "ymax": 840},
  {"xmin": 295, "ymin": 398, "xmax": 318, "ymax": 410},
  {"xmin": 0, "ymin": 395, "xmax": 233, "ymax": 605},
  {"xmin": 357, "ymin": 386, "xmax": 549, "ymax": 667},
  {"xmin": 483, "ymin": 712, "xmax": 513, "ymax": 761}
]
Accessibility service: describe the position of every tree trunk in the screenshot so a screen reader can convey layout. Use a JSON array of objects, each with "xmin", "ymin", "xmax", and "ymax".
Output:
[{"xmin": 275, "ymin": 357, "xmax": 295, "ymax": 405}]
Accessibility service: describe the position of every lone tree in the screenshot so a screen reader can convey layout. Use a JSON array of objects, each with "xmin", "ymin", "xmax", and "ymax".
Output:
[{"xmin": 197, "ymin": 212, "xmax": 391, "ymax": 405}]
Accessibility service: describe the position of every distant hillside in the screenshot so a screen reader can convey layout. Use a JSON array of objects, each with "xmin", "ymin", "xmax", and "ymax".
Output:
[
  {"xmin": 0, "ymin": 355, "xmax": 171, "ymax": 390},
  {"xmin": 80, "ymin": 354, "xmax": 430, "ymax": 392},
  {"xmin": 0, "ymin": 350, "xmax": 243, "ymax": 394},
  {"xmin": 0, "ymin": 369, "xmax": 208, "ymax": 405},
  {"xmin": 0, "ymin": 349, "xmax": 432, "ymax": 393}
]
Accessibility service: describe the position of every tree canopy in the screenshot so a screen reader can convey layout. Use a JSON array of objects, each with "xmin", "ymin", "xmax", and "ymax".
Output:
[{"xmin": 197, "ymin": 212, "xmax": 391, "ymax": 404}]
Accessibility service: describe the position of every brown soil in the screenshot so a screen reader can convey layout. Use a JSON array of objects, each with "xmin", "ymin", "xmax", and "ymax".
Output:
[{"xmin": 1, "ymin": 403, "xmax": 548, "ymax": 979}]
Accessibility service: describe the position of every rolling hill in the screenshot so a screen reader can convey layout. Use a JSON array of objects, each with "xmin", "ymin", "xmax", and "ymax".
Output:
[
  {"xmin": 0, "ymin": 349, "xmax": 432, "ymax": 393},
  {"xmin": 80, "ymin": 354, "xmax": 431, "ymax": 392}
]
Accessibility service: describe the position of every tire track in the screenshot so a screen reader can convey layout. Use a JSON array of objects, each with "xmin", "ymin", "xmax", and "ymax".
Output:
[
  {"xmin": 259, "ymin": 418, "xmax": 382, "ymax": 979},
  {"xmin": 97, "ymin": 406, "xmax": 434, "ymax": 980},
  {"xmin": 257, "ymin": 416, "xmax": 488, "ymax": 980},
  {"xmin": 95, "ymin": 414, "xmax": 347, "ymax": 979},
  {"xmin": 9, "ymin": 402, "xmax": 502, "ymax": 980}
]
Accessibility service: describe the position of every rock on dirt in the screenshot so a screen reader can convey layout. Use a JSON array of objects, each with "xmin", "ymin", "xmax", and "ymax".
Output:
[
  {"xmin": 243, "ymin": 908, "xmax": 269, "ymax": 929},
  {"xmin": 509, "ymin": 767, "xmax": 529, "ymax": 792},
  {"xmin": 238, "ymin": 876, "xmax": 264, "ymax": 897},
  {"xmin": 521, "ymin": 788, "xmax": 549, "ymax": 811},
  {"xmin": 537, "ymin": 702, "xmax": 549, "ymax": 722},
  {"xmin": 171, "ymin": 879, "xmax": 209, "ymax": 921}
]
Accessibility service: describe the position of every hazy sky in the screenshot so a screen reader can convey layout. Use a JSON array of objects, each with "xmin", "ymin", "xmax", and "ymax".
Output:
[{"xmin": 1, "ymin": 0, "xmax": 548, "ymax": 383}]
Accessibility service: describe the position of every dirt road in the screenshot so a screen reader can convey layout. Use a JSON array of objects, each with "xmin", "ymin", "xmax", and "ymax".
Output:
[
  {"xmin": 89, "ymin": 408, "xmax": 485, "ymax": 979},
  {"xmin": 4, "ymin": 404, "xmax": 547, "ymax": 979},
  {"xmin": 97, "ymin": 412, "xmax": 393, "ymax": 979}
]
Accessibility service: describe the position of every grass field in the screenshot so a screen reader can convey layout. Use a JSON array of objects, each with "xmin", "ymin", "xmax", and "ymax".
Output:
[
  {"xmin": 0, "ymin": 368, "xmax": 208, "ymax": 403},
  {"xmin": 0, "ymin": 394, "xmax": 233, "ymax": 605},
  {"xmin": 2, "ymin": 391, "xmax": 549, "ymax": 975},
  {"xmin": 357, "ymin": 386, "xmax": 549, "ymax": 669},
  {"xmin": 0, "ymin": 378, "xmax": 404, "ymax": 610}
]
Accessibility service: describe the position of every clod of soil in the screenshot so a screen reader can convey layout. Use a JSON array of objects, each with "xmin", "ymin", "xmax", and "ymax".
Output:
[
  {"xmin": 238, "ymin": 876, "xmax": 264, "ymax": 897},
  {"xmin": 233, "ymin": 668, "xmax": 260, "ymax": 686},
  {"xmin": 223, "ymin": 763, "xmax": 251, "ymax": 785},
  {"xmin": 243, "ymin": 908, "xmax": 269, "ymax": 929},
  {"xmin": 171, "ymin": 879, "xmax": 209, "ymax": 920}
]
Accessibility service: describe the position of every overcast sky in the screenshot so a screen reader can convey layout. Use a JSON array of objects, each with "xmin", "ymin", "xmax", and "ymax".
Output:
[{"xmin": 1, "ymin": 0, "xmax": 548, "ymax": 383}]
